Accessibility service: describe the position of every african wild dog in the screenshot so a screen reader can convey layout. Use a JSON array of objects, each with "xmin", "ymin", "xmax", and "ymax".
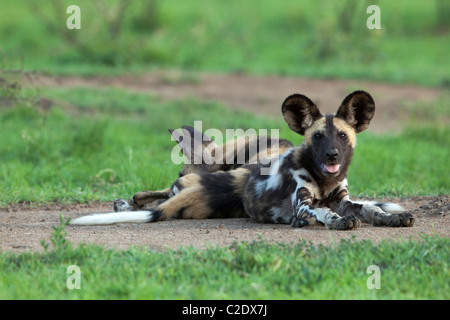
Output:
[
  {"xmin": 71, "ymin": 91, "xmax": 414, "ymax": 229},
  {"xmin": 113, "ymin": 125, "xmax": 293, "ymax": 212}
]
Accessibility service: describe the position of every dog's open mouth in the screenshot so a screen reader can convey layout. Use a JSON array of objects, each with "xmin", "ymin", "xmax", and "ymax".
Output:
[{"xmin": 322, "ymin": 163, "xmax": 341, "ymax": 174}]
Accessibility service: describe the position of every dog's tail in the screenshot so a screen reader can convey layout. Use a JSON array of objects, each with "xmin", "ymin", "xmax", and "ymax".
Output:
[
  {"xmin": 354, "ymin": 201, "xmax": 405, "ymax": 212},
  {"xmin": 70, "ymin": 210, "xmax": 157, "ymax": 225}
]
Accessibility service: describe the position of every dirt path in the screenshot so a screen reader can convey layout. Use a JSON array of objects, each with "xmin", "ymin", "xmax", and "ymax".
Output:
[
  {"xmin": 1, "ymin": 72, "xmax": 447, "ymax": 252},
  {"xmin": 1, "ymin": 196, "xmax": 448, "ymax": 252},
  {"xmin": 29, "ymin": 71, "xmax": 445, "ymax": 133}
]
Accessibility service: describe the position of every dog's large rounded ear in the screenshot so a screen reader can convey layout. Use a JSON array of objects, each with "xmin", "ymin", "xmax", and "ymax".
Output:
[
  {"xmin": 169, "ymin": 126, "xmax": 217, "ymax": 163},
  {"xmin": 282, "ymin": 94, "xmax": 322, "ymax": 135},
  {"xmin": 181, "ymin": 125, "xmax": 215, "ymax": 147},
  {"xmin": 336, "ymin": 91, "xmax": 375, "ymax": 133}
]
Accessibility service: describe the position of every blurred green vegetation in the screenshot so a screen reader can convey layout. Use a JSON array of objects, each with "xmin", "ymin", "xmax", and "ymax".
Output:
[{"xmin": 1, "ymin": 0, "xmax": 449, "ymax": 85}]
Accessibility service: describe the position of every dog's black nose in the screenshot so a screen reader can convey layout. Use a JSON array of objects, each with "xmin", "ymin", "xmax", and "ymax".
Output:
[{"xmin": 326, "ymin": 149, "xmax": 338, "ymax": 160}]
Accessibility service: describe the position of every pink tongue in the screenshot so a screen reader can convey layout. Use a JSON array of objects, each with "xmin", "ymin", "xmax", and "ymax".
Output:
[{"xmin": 324, "ymin": 164, "xmax": 340, "ymax": 173}]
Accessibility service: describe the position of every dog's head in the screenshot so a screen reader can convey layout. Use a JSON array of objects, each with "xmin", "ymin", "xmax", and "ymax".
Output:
[
  {"xmin": 169, "ymin": 125, "xmax": 223, "ymax": 177},
  {"xmin": 282, "ymin": 91, "xmax": 375, "ymax": 178},
  {"xmin": 170, "ymin": 125, "xmax": 295, "ymax": 178}
]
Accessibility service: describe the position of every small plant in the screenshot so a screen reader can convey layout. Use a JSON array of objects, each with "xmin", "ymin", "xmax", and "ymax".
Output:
[{"xmin": 41, "ymin": 215, "xmax": 72, "ymax": 252}]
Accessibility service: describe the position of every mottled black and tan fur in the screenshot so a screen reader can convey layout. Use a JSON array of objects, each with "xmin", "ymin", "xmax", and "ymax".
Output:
[{"xmin": 114, "ymin": 125, "xmax": 293, "ymax": 212}]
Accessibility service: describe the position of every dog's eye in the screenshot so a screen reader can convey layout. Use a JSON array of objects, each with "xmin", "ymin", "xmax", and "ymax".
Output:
[
  {"xmin": 314, "ymin": 132, "xmax": 323, "ymax": 139},
  {"xmin": 339, "ymin": 132, "xmax": 347, "ymax": 139}
]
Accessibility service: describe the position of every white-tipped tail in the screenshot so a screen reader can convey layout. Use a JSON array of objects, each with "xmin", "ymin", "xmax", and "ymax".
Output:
[
  {"xmin": 355, "ymin": 201, "xmax": 405, "ymax": 212},
  {"xmin": 70, "ymin": 211, "xmax": 154, "ymax": 225}
]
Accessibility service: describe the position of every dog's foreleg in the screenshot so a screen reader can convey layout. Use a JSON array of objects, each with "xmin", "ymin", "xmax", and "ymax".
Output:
[{"xmin": 291, "ymin": 189, "xmax": 360, "ymax": 230}]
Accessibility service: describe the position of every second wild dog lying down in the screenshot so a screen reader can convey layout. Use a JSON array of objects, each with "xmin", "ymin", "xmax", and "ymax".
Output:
[
  {"xmin": 71, "ymin": 91, "xmax": 414, "ymax": 229},
  {"xmin": 114, "ymin": 125, "xmax": 293, "ymax": 212}
]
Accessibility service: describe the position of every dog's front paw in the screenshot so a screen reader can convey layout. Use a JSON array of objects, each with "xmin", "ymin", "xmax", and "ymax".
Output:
[
  {"xmin": 114, "ymin": 198, "xmax": 132, "ymax": 212},
  {"xmin": 387, "ymin": 212, "xmax": 415, "ymax": 227},
  {"xmin": 290, "ymin": 217, "xmax": 309, "ymax": 228},
  {"xmin": 333, "ymin": 215, "xmax": 361, "ymax": 230}
]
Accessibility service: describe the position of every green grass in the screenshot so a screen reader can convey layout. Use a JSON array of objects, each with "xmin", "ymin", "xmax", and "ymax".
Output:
[
  {"xmin": 0, "ymin": 86, "xmax": 448, "ymax": 206},
  {"xmin": 2, "ymin": 0, "xmax": 449, "ymax": 86},
  {"xmin": 0, "ymin": 217, "xmax": 448, "ymax": 299}
]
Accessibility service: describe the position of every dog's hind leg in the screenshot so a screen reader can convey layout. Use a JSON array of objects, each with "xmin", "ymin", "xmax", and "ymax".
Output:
[
  {"xmin": 148, "ymin": 186, "xmax": 214, "ymax": 221},
  {"xmin": 153, "ymin": 169, "xmax": 249, "ymax": 221},
  {"xmin": 73, "ymin": 170, "xmax": 248, "ymax": 225},
  {"xmin": 338, "ymin": 197, "xmax": 414, "ymax": 227},
  {"xmin": 72, "ymin": 185, "xmax": 211, "ymax": 225},
  {"xmin": 114, "ymin": 188, "xmax": 171, "ymax": 212},
  {"xmin": 322, "ymin": 188, "xmax": 414, "ymax": 228},
  {"xmin": 132, "ymin": 189, "xmax": 171, "ymax": 206}
]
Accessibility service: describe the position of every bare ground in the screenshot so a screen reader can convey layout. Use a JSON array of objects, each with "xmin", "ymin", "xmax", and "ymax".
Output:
[
  {"xmin": 1, "ymin": 72, "xmax": 448, "ymax": 252},
  {"xmin": 0, "ymin": 196, "xmax": 449, "ymax": 252}
]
